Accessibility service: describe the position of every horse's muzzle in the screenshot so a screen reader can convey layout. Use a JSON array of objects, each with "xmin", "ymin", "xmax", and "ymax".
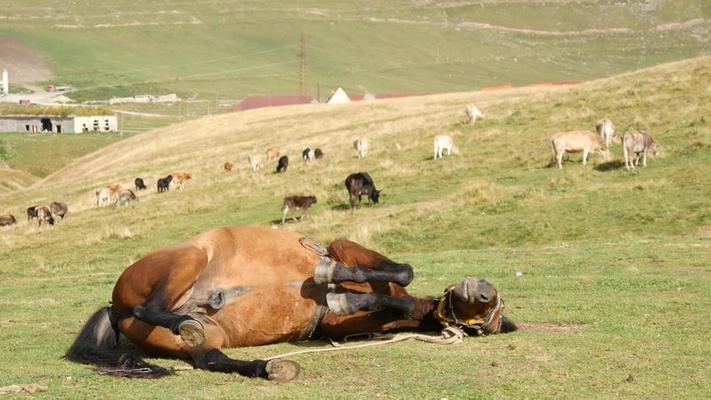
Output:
[{"xmin": 453, "ymin": 278, "xmax": 495, "ymax": 305}]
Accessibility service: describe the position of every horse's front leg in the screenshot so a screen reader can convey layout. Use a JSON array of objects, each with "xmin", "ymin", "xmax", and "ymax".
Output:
[
  {"xmin": 189, "ymin": 346, "xmax": 299, "ymax": 382},
  {"xmin": 326, "ymin": 291, "xmax": 415, "ymax": 317}
]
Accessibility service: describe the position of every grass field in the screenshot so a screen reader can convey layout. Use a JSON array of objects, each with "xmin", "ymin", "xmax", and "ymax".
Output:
[
  {"xmin": 0, "ymin": 1, "xmax": 708, "ymax": 102},
  {"xmin": 0, "ymin": 57, "xmax": 709, "ymax": 398}
]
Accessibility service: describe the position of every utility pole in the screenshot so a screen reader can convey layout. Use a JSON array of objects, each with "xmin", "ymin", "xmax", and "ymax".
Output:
[{"xmin": 298, "ymin": 32, "xmax": 308, "ymax": 96}]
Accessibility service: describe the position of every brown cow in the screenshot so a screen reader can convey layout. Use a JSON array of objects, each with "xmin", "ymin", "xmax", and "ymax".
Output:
[
  {"xmin": 172, "ymin": 172, "xmax": 192, "ymax": 190},
  {"xmin": 224, "ymin": 162, "xmax": 233, "ymax": 172},
  {"xmin": 36, "ymin": 206, "xmax": 54, "ymax": 227},
  {"xmin": 265, "ymin": 148, "xmax": 280, "ymax": 162},
  {"xmin": 282, "ymin": 195, "xmax": 317, "ymax": 223},
  {"xmin": 50, "ymin": 201, "xmax": 68, "ymax": 221},
  {"xmin": 0, "ymin": 214, "xmax": 17, "ymax": 226},
  {"xmin": 551, "ymin": 131, "xmax": 610, "ymax": 169}
]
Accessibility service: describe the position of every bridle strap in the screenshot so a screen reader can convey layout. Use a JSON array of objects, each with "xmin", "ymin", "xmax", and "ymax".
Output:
[{"xmin": 434, "ymin": 289, "xmax": 504, "ymax": 336}]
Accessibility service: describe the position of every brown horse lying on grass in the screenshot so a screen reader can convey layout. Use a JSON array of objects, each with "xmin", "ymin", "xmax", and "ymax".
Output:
[{"xmin": 67, "ymin": 227, "xmax": 516, "ymax": 381}]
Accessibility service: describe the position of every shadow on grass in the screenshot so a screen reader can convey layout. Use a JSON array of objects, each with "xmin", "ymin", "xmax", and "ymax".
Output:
[
  {"xmin": 330, "ymin": 203, "xmax": 350, "ymax": 211},
  {"xmin": 594, "ymin": 160, "xmax": 626, "ymax": 171}
]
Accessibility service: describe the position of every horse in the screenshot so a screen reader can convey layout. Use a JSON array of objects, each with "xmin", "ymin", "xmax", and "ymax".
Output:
[{"xmin": 66, "ymin": 226, "xmax": 516, "ymax": 381}]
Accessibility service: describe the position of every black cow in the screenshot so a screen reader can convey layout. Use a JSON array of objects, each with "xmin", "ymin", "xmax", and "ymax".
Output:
[
  {"xmin": 302, "ymin": 148, "xmax": 313, "ymax": 162},
  {"xmin": 314, "ymin": 148, "xmax": 324, "ymax": 159},
  {"xmin": 135, "ymin": 177, "xmax": 147, "ymax": 191},
  {"xmin": 157, "ymin": 175, "xmax": 173, "ymax": 193},
  {"xmin": 276, "ymin": 156, "xmax": 289, "ymax": 173},
  {"xmin": 27, "ymin": 206, "xmax": 38, "ymax": 221},
  {"xmin": 345, "ymin": 172, "xmax": 381, "ymax": 210}
]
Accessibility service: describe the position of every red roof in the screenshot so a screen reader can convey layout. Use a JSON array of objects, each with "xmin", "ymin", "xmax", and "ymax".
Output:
[{"xmin": 234, "ymin": 96, "xmax": 314, "ymax": 112}]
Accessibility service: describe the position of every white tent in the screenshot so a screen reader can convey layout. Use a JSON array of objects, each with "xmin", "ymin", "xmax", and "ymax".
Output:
[{"xmin": 327, "ymin": 87, "xmax": 351, "ymax": 104}]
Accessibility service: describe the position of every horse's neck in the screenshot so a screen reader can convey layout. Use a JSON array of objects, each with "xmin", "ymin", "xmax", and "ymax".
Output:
[{"xmin": 412, "ymin": 297, "xmax": 441, "ymax": 331}]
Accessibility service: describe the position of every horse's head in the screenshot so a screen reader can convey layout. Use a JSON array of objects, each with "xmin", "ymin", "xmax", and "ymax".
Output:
[{"xmin": 434, "ymin": 278, "xmax": 517, "ymax": 335}]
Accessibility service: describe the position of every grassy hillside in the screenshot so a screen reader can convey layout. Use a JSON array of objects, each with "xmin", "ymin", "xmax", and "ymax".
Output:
[
  {"xmin": 0, "ymin": 1, "xmax": 708, "ymax": 101},
  {"xmin": 0, "ymin": 57, "xmax": 709, "ymax": 398}
]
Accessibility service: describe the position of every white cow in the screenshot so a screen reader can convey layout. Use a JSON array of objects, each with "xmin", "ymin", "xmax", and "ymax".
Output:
[
  {"xmin": 551, "ymin": 131, "xmax": 610, "ymax": 169},
  {"xmin": 247, "ymin": 155, "xmax": 262, "ymax": 171},
  {"xmin": 622, "ymin": 131, "xmax": 660, "ymax": 170},
  {"xmin": 353, "ymin": 138, "xmax": 369, "ymax": 158},
  {"xmin": 434, "ymin": 135, "xmax": 459, "ymax": 160},
  {"xmin": 595, "ymin": 118, "xmax": 616, "ymax": 147},
  {"xmin": 465, "ymin": 104, "xmax": 484, "ymax": 124}
]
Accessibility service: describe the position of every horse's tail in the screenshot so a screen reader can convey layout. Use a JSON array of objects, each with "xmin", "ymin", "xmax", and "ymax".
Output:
[{"xmin": 65, "ymin": 307, "xmax": 169, "ymax": 378}]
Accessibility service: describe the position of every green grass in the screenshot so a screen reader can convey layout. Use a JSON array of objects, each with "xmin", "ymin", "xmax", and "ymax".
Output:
[
  {"xmin": 0, "ymin": 1, "xmax": 708, "ymax": 102},
  {"xmin": 0, "ymin": 57, "xmax": 709, "ymax": 398},
  {"xmin": 0, "ymin": 132, "xmax": 131, "ymax": 178}
]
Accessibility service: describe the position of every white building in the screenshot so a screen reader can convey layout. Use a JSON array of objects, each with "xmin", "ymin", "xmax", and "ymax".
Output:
[
  {"xmin": 73, "ymin": 116, "xmax": 118, "ymax": 133},
  {"xmin": 327, "ymin": 87, "xmax": 351, "ymax": 104},
  {"xmin": 1, "ymin": 67, "xmax": 8, "ymax": 97}
]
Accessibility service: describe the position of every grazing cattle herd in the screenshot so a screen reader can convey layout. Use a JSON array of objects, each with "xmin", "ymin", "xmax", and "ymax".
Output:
[{"xmin": 0, "ymin": 103, "xmax": 663, "ymax": 231}]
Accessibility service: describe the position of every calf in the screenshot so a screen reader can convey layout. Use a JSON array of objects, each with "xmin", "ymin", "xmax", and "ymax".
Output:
[
  {"xmin": 157, "ymin": 175, "xmax": 173, "ymax": 193},
  {"xmin": 276, "ymin": 155, "xmax": 289, "ymax": 173},
  {"xmin": 595, "ymin": 118, "xmax": 616, "ymax": 148},
  {"xmin": 551, "ymin": 131, "xmax": 610, "ymax": 169},
  {"xmin": 434, "ymin": 134, "xmax": 459, "ymax": 160},
  {"xmin": 354, "ymin": 137, "xmax": 369, "ymax": 158},
  {"xmin": 96, "ymin": 185, "xmax": 121, "ymax": 206},
  {"xmin": 247, "ymin": 155, "xmax": 262, "ymax": 172},
  {"xmin": 224, "ymin": 162, "xmax": 233, "ymax": 172},
  {"xmin": 622, "ymin": 131, "xmax": 660, "ymax": 170},
  {"xmin": 281, "ymin": 195, "xmax": 317, "ymax": 224},
  {"xmin": 27, "ymin": 206, "xmax": 38, "ymax": 221},
  {"xmin": 115, "ymin": 189, "xmax": 139, "ymax": 206},
  {"xmin": 345, "ymin": 172, "xmax": 381, "ymax": 210},
  {"xmin": 172, "ymin": 172, "xmax": 192, "ymax": 190},
  {"xmin": 302, "ymin": 148, "xmax": 314, "ymax": 162},
  {"xmin": 135, "ymin": 177, "xmax": 147, "ymax": 191},
  {"xmin": 266, "ymin": 148, "xmax": 280, "ymax": 162},
  {"xmin": 36, "ymin": 206, "xmax": 54, "ymax": 227},
  {"xmin": 466, "ymin": 104, "xmax": 484, "ymax": 124},
  {"xmin": 0, "ymin": 214, "xmax": 17, "ymax": 227},
  {"xmin": 49, "ymin": 201, "xmax": 68, "ymax": 221}
]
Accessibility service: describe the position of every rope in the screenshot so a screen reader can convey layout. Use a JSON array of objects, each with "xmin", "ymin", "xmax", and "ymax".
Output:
[{"xmin": 263, "ymin": 326, "xmax": 466, "ymax": 361}]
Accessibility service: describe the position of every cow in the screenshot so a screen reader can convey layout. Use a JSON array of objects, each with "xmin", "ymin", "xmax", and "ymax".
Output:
[
  {"xmin": 622, "ymin": 131, "xmax": 661, "ymax": 170},
  {"xmin": 595, "ymin": 119, "xmax": 616, "ymax": 148},
  {"xmin": 314, "ymin": 148, "xmax": 324, "ymax": 159},
  {"xmin": 281, "ymin": 195, "xmax": 317, "ymax": 224},
  {"xmin": 345, "ymin": 172, "xmax": 381, "ymax": 210},
  {"xmin": 224, "ymin": 162, "xmax": 233, "ymax": 172},
  {"xmin": 135, "ymin": 178, "xmax": 147, "ymax": 191},
  {"xmin": 248, "ymin": 155, "xmax": 262, "ymax": 172},
  {"xmin": 49, "ymin": 201, "xmax": 68, "ymax": 221},
  {"xmin": 96, "ymin": 185, "xmax": 121, "ymax": 206},
  {"xmin": 354, "ymin": 138, "xmax": 369, "ymax": 158},
  {"xmin": 0, "ymin": 214, "xmax": 17, "ymax": 227},
  {"xmin": 157, "ymin": 175, "xmax": 173, "ymax": 193},
  {"xmin": 36, "ymin": 206, "xmax": 54, "ymax": 227},
  {"xmin": 302, "ymin": 148, "xmax": 314, "ymax": 163},
  {"xmin": 172, "ymin": 172, "xmax": 192, "ymax": 190},
  {"xmin": 434, "ymin": 135, "xmax": 459, "ymax": 160},
  {"xmin": 276, "ymin": 156, "xmax": 289, "ymax": 173},
  {"xmin": 466, "ymin": 104, "xmax": 484, "ymax": 124},
  {"xmin": 26, "ymin": 206, "xmax": 38, "ymax": 221},
  {"xmin": 115, "ymin": 189, "xmax": 139, "ymax": 206},
  {"xmin": 551, "ymin": 131, "xmax": 611, "ymax": 169},
  {"xmin": 266, "ymin": 148, "xmax": 280, "ymax": 162}
]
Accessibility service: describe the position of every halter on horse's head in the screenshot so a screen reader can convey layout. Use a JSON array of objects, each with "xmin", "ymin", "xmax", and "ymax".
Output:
[{"xmin": 434, "ymin": 277, "xmax": 516, "ymax": 336}]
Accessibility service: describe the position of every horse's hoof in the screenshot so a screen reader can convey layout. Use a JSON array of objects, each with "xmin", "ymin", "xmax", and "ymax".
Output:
[
  {"xmin": 265, "ymin": 359, "xmax": 301, "ymax": 382},
  {"xmin": 178, "ymin": 319, "xmax": 205, "ymax": 347}
]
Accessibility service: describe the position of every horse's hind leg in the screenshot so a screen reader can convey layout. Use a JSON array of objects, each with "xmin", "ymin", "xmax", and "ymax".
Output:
[{"xmin": 319, "ymin": 239, "xmax": 414, "ymax": 287}]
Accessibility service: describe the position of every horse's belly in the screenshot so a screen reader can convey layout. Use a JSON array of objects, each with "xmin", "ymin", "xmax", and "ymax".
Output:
[{"xmin": 214, "ymin": 287, "xmax": 320, "ymax": 347}]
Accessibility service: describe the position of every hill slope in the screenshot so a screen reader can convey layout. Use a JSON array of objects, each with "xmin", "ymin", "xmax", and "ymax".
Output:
[
  {"xmin": 0, "ymin": 57, "xmax": 709, "ymax": 398},
  {"xmin": 0, "ymin": 1, "xmax": 708, "ymax": 101}
]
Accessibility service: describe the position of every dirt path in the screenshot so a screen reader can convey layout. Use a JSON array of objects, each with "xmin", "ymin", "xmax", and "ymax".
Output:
[{"xmin": 0, "ymin": 36, "xmax": 52, "ymax": 84}]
